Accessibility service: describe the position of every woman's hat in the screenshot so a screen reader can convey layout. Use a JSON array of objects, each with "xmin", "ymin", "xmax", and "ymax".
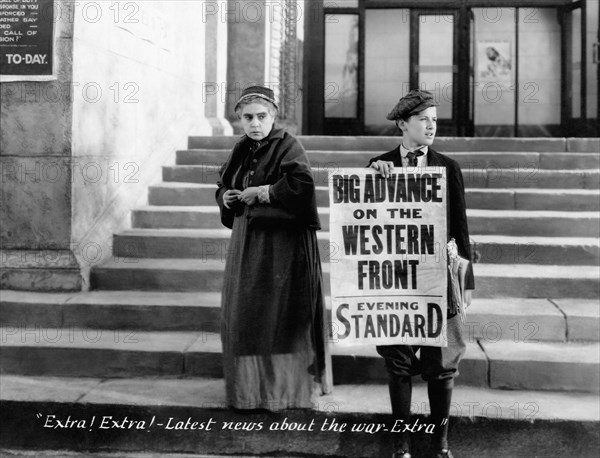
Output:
[
  {"xmin": 235, "ymin": 85, "xmax": 278, "ymax": 111},
  {"xmin": 386, "ymin": 89, "xmax": 438, "ymax": 121}
]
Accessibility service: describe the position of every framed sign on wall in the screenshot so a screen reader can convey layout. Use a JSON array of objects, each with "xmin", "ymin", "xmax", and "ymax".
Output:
[{"xmin": 0, "ymin": 0, "xmax": 55, "ymax": 81}]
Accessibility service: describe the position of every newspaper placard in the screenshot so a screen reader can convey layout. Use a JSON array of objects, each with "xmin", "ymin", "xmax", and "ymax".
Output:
[
  {"xmin": 0, "ymin": 0, "xmax": 54, "ymax": 76},
  {"xmin": 328, "ymin": 167, "xmax": 448, "ymax": 347}
]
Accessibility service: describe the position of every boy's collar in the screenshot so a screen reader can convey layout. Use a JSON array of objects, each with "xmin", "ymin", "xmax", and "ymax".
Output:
[{"xmin": 399, "ymin": 144, "xmax": 429, "ymax": 157}]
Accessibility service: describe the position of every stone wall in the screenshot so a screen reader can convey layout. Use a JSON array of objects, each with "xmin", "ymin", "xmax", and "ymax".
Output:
[
  {"xmin": 69, "ymin": 1, "xmax": 212, "ymax": 287},
  {"xmin": 1, "ymin": 1, "xmax": 214, "ymax": 290},
  {"xmin": 0, "ymin": 1, "xmax": 79, "ymax": 290}
]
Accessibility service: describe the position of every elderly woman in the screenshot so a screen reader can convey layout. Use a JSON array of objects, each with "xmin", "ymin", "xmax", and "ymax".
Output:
[{"xmin": 216, "ymin": 85, "xmax": 330, "ymax": 410}]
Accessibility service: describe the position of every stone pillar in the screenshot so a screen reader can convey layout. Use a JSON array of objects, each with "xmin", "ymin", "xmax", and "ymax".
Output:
[
  {"xmin": 225, "ymin": 0, "xmax": 267, "ymax": 131},
  {"xmin": 224, "ymin": 0, "xmax": 301, "ymax": 133},
  {"xmin": 0, "ymin": 1, "xmax": 81, "ymax": 291},
  {"xmin": 204, "ymin": 1, "xmax": 233, "ymax": 135}
]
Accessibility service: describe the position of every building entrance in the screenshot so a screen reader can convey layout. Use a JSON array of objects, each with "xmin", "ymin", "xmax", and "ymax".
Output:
[
  {"xmin": 363, "ymin": 8, "xmax": 464, "ymax": 136},
  {"xmin": 303, "ymin": 0, "xmax": 598, "ymax": 137}
]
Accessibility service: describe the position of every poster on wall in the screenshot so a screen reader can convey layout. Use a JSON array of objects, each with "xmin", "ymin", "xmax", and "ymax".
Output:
[
  {"xmin": 328, "ymin": 168, "xmax": 448, "ymax": 347},
  {"xmin": 0, "ymin": 0, "xmax": 54, "ymax": 76},
  {"xmin": 477, "ymin": 39, "xmax": 512, "ymax": 87}
]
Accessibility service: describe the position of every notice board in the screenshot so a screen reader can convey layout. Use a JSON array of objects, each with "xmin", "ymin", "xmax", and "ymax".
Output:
[{"xmin": 0, "ymin": 0, "xmax": 54, "ymax": 76}]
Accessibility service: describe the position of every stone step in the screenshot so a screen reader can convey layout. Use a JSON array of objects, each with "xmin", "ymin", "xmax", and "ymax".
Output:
[
  {"xmin": 462, "ymin": 168, "xmax": 600, "ymax": 189},
  {"xmin": 112, "ymin": 229, "xmax": 334, "ymax": 263},
  {"xmin": 473, "ymin": 264, "xmax": 600, "ymax": 299},
  {"xmin": 187, "ymin": 135, "xmax": 585, "ymax": 152},
  {"xmin": 466, "ymin": 298, "xmax": 599, "ymax": 342},
  {"xmin": 0, "ymin": 326, "xmax": 483, "ymax": 386},
  {"xmin": 176, "ymin": 149, "xmax": 600, "ymax": 170},
  {"xmin": 551, "ymin": 298, "xmax": 600, "ymax": 342},
  {"xmin": 148, "ymin": 183, "xmax": 600, "ymax": 212},
  {"xmin": 0, "ymin": 290, "xmax": 222, "ymax": 331},
  {"xmin": 90, "ymin": 259, "xmax": 600, "ymax": 299},
  {"xmin": 3, "ymin": 376, "xmax": 598, "ymax": 421},
  {"xmin": 480, "ymin": 340, "xmax": 600, "ymax": 392},
  {"xmin": 132, "ymin": 205, "xmax": 600, "ymax": 238},
  {"xmin": 113, "ymin": 229, "xmax": 600, "ymax": 266},
  {"xmin": 466, "ymin": 188, "xmax": 600, "ymax": 212},
  {"xmin": 2, "ymin": 327, "xmax": 598, "ymax": 392},
  {"xmin": 90, "ymin": 259, "xmax": 228, "ymax": 293},
  {"xmin": 465, "ymin": 298, "xmax": 566, "ymax": 342},
  {"xmin": 162, "ymin": 165, "xmax": 600, "ymax": 189},
  {"xmin": 467, "ymin": 209, "xmax": 600, "ymax": 237},
  {"xmin": 3, "ymin": 291, "xmax": 597, "ymax": 342},
  {"xmin": 162, "ymin": 165, "xmax": 221, "ymax": 185},
  {"xmin": 332, "ymin": 341, "xmax": 476, "ymax": 387},
  {"xmin": 0, "ymin": 327, "xmax": 222, "ymax": 378},
  {"xmin": 148, "ymin": 183, "xmax": 211, "ymax": 206},
  {"xmin": 132, "ymin": 206, "xmax": 224, "ymax": 230},
  {"xmin": 471, "ymin": 235, "xmax": 599, "ymax": 265},
  {"xmin": 0, "ymin": 451, "xmax": 244, "ymax": 458},
  {"xmin": 334, "ymin": 340, "xmax": 600, "ymax": 392},
  {"xmin": 2, "ymin": 377, "xmax": 598, "ymax": 457}
]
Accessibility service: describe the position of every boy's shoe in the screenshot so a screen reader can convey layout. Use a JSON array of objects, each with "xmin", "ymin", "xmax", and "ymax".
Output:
[
  {"xmin": 433, "ymin": 449, "xmax": 454, "ymax": 458},
  {"xmin": 392, "ymin": 450, "xmax": 412, "ymax": 458}
]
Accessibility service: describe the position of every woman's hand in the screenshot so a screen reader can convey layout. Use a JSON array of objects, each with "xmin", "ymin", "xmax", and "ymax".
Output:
[
  {"xmin": 370, "ymin": 160, "xmax": 395, "ymax": 178},
  {"xmin": 223, "ymin": 189, "xmax": 242, "ymax": 209},
  {"xmin": 239, "ymin": 187, "xmax": 259, "ymax": 205}
]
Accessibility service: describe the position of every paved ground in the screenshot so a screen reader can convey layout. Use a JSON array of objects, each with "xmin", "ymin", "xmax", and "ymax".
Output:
[
  {"xmin": 0, "ymin": 451, "xmax": 259, "ymax": 458},
  {"xmin": 2, "ymin": 375, "xmax": 598, "ymax": 422}
]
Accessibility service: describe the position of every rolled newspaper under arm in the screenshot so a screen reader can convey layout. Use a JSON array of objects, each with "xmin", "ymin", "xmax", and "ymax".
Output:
[{"xmin": 447, "ymin": 238, "xmax": 471, "ymax": 323}]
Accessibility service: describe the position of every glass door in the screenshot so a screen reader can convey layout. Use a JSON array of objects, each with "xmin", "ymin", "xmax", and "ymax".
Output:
[
  {"xmin": 323, "ymin": 2, "xmax": 363, "ymax": 135},
  {"xmin": 561, "ymin": 1, "xmax": 585, "ymax": 135},
  {"xmin": 561, "ymin": 0, "xmax": 599, "ymax": 136},
  {"xmin": 410, "ymin": 10, "xmax": 459, "ymax": 136},
  {"xmin": 468, "ymin": 9, "xmax": 475, "ymax": 137},
  {"xmin": 597, "ymin": 1, "xmax": 600, "ymax": 130},
  {"xmin": 364, "ymin": 8, "xmax": 410, "ymax": 135}
]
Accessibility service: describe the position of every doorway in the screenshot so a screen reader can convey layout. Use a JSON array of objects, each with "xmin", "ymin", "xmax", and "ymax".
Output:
[
  {"xmin": 303, "ymin": 0, "xmax": 598, "ymax": 137},
  {"xmin": 363, "ymin": 8, "xmax": 465, "ymax": 136},
  {"xmin": 312, "ymin": 4, "xmax": 472, "ymax": 136}
]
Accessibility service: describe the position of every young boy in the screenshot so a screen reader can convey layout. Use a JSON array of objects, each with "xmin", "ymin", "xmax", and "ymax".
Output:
[{"xmin": 368, "ymin": 90, "xmax": 475, "ymax": 458}]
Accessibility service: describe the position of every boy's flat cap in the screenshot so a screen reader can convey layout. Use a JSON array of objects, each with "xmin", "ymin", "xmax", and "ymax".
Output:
[{"xmin": 386, "ymin": 89, "xmax": 438, "ymax": 121}]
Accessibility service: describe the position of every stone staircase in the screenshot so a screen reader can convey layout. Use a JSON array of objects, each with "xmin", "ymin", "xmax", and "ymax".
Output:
[{"xmin": 1, "ymin": 136, "xmax": 599, "ymax": 457}]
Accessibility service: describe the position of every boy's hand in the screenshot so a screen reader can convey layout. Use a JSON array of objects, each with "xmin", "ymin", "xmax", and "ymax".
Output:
[
  {"xmin": 370, "ymin": 160, "xmax": 394, "ymax": 178},
  {"xmin": 464, "ymin": 290, "xmax": 472, "ymax": 308}
]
